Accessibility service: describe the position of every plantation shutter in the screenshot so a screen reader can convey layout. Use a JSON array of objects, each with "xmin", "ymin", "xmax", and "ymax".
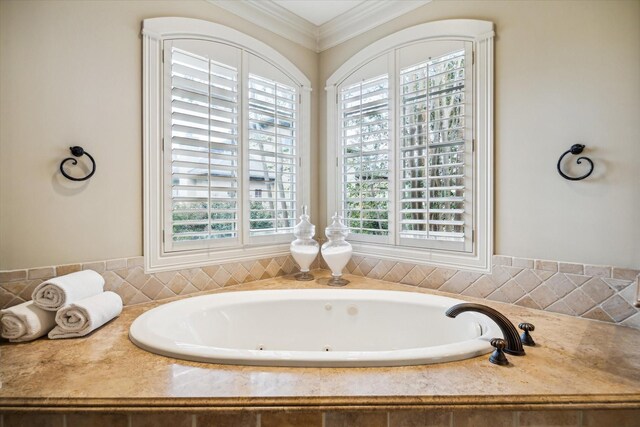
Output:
[
  {"xmin": 339, "ymin": 74, "xmax": 391, "ymax": 240},
  {"xmin": 246, "ymin": 53, "xmax": 299, "ymax": 242},
  {"xmin": 398, "ymin": 44, "xmax": 472, "ymax": 251},
  {"xmin": 247, "ymin": 74, "xmax": 298, "ymax": 237},
  {"xmin": 165, "ymin": 40, "xmax": 241, "ymax": 250},
  {"xmin": 335, "ymin": 41, "xmax": 473, "ymax": 252}
]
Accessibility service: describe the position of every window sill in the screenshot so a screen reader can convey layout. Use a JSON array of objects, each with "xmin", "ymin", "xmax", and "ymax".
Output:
[{"xmin": 144, "ymin": 243, "xmax": 292, "ymax": 274}]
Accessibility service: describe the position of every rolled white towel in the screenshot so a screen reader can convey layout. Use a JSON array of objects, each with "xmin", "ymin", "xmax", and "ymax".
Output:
[
  {"xmin": 32, "ymin": 270, "xmax": 104, "ymax": 311},
  {"xmin": 48, "ymin": 291, "xmax": 122, "ymax": 339},
  {"xmin": 1, "ymin": 301, "xmax": 56, "ymax": 342}
]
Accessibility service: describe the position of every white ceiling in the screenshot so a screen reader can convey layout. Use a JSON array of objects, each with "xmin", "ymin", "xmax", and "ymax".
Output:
[
  {"xmin": 272, "ymin": 1, "xmax": 366, "ymax": 26},
  {"xmin": 210, "ymin": 0, "xmax": 432, "ymax": 52}
]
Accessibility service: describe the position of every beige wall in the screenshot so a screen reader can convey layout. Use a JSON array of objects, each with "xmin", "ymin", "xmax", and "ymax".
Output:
[
  {"xmin": 319, "ymin": 0, "xmax": 640, "ymax": 269},
  {"xmin": 1, "ymin": 0, "xmax": 638, "ymax": 270},
  {"xmin": 0, "ymin": 0, "xmax": 319, "ymax": 269}
]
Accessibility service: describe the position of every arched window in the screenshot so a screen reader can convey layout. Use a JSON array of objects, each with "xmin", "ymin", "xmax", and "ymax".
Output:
[
  {"xmin": 143, "ymin": 18, "xmax": 311, "ymax": 272},
  {"xmin": 325, "ymin": 20, "xmax": 494, "ymax": 271}
]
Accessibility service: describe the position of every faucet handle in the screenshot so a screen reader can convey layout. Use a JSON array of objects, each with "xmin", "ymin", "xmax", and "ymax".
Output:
[
  {"xmin": 489, "ymin": 338, "xmax": 509, "ymax": 366},
  {"xmin": 518, "ymin": 322, "xmax": 536, "ymax": 346}
]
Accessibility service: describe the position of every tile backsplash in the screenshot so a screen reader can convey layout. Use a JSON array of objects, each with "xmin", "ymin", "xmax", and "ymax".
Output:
[
  {"xmin": 1, "ymin": 254, "xmax": 638, "ymax": 329},
  {"xmin": 0, "ymin": 255, "xmax": 304, "ymax": 309},
  {"xmin": 339, "ymin": 255, "xmax": 640, "ymax": 329}
]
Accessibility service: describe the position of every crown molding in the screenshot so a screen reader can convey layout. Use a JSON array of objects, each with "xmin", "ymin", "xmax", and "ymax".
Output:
[
  {"xmin": 208, "ymin": 0, "xmax": 432, "ymax": 52},
  {"xmin": 318, "ymin": 0, "xmax": 431, "ymax": 51},
  {"xmin": 208, "ymin": 0, "xmax": 318, "ymax": 51}
]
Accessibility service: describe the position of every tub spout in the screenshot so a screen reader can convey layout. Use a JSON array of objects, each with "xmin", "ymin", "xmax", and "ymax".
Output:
[{"xmin": 445, "ymin": 303, "xmax": 525, "ymax": 356}]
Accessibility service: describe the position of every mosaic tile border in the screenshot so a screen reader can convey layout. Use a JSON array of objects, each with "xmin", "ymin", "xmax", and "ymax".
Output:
[{"xmin": 1, "ymin": 254, "xmax": 638, "ymax": 329}]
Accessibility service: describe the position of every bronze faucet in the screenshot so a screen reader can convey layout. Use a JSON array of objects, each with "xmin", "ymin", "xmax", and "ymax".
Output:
[{"xmin": 445, "ymin": 303, "xmax": 526, "ymax": 356}]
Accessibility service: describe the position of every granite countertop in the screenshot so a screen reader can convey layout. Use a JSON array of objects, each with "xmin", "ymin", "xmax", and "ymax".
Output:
[{"xmin": 1, "ymin": 271, "xmax": 639, "ymax": 412}]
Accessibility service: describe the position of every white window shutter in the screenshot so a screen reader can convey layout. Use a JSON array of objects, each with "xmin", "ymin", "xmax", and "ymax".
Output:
[
  {"xmin": 143, "ymin": 18, "xmax": 313, "ymax": 272},
  {"xmin": 165, "ymin": 42, "xmax": 302, "ymax": 249},
  {"xmin": 398, "ymin": 49, "xmax": 471, "ymax": 250},
  {"xmin": 247, "ymin": 74, "xmax": 298, "ymax": 237},
  {"xmin": 335, "ymin": 43, "xmax": 473, "ymax": 252},
  {"xmin": 339, "ymin": 74, "xmax": 391, "ymax": 240},
  {"xmin": 325, "ymin": 20, "xmax": 494, "ymax": 271},
  {"xmin": 166, "ymin": 44, "xmax": 240, "ymax": 248}
]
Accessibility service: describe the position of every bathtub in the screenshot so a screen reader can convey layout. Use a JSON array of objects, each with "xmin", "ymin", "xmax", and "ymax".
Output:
[{"xmin": 129, "ymin": 289, "xmax": 498, "ymax": 367}]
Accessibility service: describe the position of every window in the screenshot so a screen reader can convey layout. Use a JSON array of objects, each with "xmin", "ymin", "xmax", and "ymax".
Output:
[
  {"xmin": 143, "ymin": 18, "xmax": 311, "ymax": 272},
  {"xmin": 326, "ymin": 20, "xmax": 494, "ymax": 271},
  {"xmin": 340, "ymin": 73, "xmax": 391, "ymax": 240}
]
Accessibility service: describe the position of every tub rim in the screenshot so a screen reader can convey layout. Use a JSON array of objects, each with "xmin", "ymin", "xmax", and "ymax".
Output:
[{"xmin": 129, "ymin": 288, "xmax": 499, "ymax": 367}]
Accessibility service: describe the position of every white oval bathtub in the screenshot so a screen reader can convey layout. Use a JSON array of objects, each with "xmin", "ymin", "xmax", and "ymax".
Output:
[{"xmin": 129, "ymin": 289, "xmax": 498, "ymax": 367}]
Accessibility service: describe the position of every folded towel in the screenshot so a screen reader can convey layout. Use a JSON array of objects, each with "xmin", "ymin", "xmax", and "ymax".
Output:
[
  {"xmin": 1, "ymin": 301, "xmax": 57, "ymax": 342},
  {"xmin": 32, "ymin": 270, "xmax": 104, "ymax": 311},
  {"xmin": 48, "ymin": 291, "xmax": 122, "ymax": 339}
]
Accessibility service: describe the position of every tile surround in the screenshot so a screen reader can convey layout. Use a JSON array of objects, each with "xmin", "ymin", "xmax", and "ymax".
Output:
[
  {"xmin": 0, "ymin": 255, "xmax": 311, "ymax": 311},
  {"xmin": 339, "ymin": 255, "xmax": 640, "ymax": 329},
  {"xmin": 0, "ymin": 254, "xmax": 638, "ymax": 329}
]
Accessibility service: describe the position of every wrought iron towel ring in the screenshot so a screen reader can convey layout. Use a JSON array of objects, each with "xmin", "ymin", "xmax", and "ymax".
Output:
[
  {"xmin": 59, "ymin": 146, "xmax": 96, "ymax": 181},
  {"xmin": 557, "ymin": 144, "xmax": 593, "ymax": 181}
]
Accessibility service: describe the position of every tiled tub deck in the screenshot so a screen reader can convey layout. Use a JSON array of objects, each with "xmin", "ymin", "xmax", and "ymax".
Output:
[{"xmin": 1, "ymin": 272, "xmax": 639, "ymax": 426}]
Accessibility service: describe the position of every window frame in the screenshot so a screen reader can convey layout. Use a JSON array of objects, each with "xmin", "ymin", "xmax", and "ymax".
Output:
[
  {"xmin": 325, "ymin": 20, "xmax": 494, "ymax": 272},
  {"xmin": 143, "ymin": 17, "xmax": 311, "ymax": 273}
]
